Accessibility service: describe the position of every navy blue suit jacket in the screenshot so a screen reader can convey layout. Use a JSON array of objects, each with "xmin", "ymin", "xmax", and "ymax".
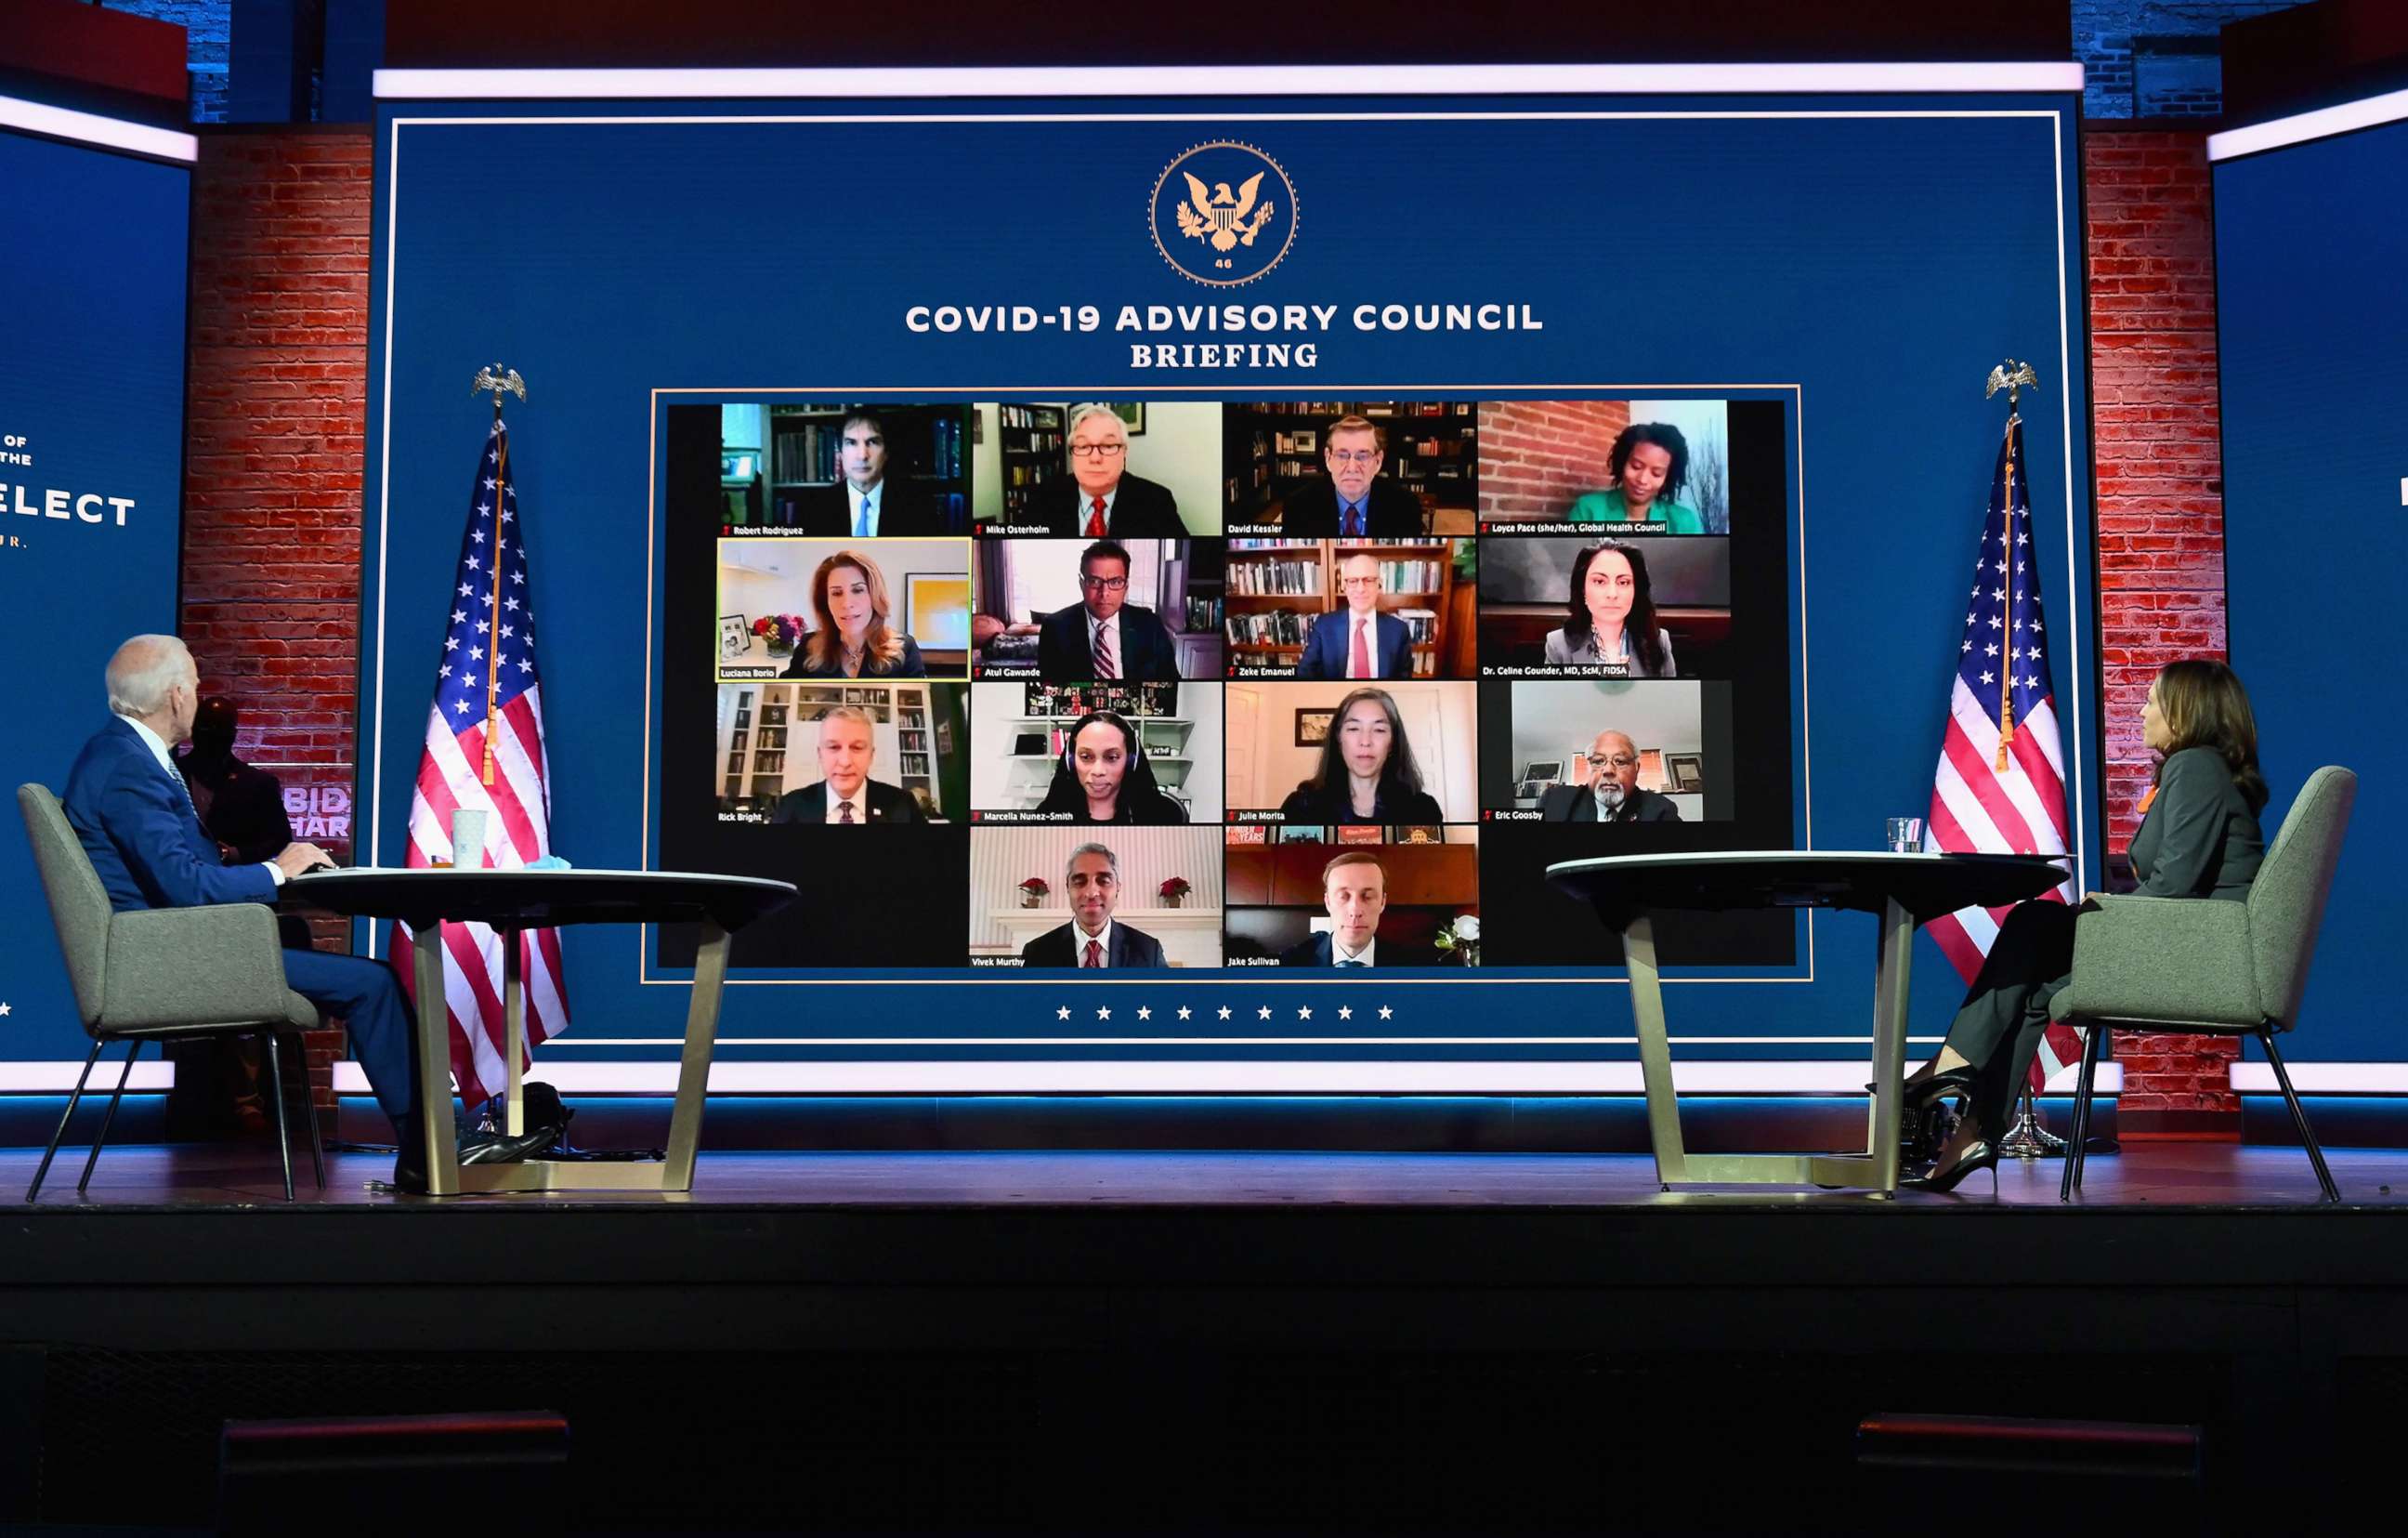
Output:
[
  {"xmin": 1295, "ymin": 610, "xmax": 1414, "ymax": 679},
  {"xmin": 1036, "ymin": 603, "xmax": 1182, "ymax": 681},
  {"xmin": 63, "ymin": 717, "xmax": 277, "ymax": 913}
]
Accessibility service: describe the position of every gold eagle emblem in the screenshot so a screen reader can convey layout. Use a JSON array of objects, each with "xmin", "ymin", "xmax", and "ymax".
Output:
[{"xmin": 1175, "ymin": 171, "xmax": 1276, "ymax": 252}]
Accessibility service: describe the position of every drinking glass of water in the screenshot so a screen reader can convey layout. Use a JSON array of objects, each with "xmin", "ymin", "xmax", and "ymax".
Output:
[{"xmin": 1885, "ymin": 817, "xmax": 1924, "ymax": 853}]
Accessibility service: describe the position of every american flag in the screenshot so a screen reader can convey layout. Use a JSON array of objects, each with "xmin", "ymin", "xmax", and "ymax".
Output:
[
  {"xmin": 394, "ymin": 419, "xmax": 569, "ymax": 1108},
  {"xmin": 1923, "ymin": 412, "xmax": 2082, "ymax": 1091}
]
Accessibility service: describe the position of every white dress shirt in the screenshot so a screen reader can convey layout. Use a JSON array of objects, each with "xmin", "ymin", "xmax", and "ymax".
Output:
[
  {"xmin": 130, "ymin": 716, "xmax": 285, "ymax": 886},
  {"xmin": 1080, "ymin": 482, "xmax": 1119, "ymax": 532},
  {"xmin": 824, "ymin": 783, "xmax": 870, "ymax": 824},
  {"xmin": 1332, "ymin": 935, "xmax": 1376, "ymax": 966},
  {"xmin": 846, "ymin": 480, "xmax": 883, "ymax": 537},
  {"xmin": 1073, "ymin": 918, "xmax": 1114, "ymax": 968}
]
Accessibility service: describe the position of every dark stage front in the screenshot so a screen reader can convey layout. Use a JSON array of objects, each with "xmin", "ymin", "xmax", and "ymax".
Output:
[{"xmin": 2, "ymin": 1146, "xmax": 2401, "ymax": 1533}]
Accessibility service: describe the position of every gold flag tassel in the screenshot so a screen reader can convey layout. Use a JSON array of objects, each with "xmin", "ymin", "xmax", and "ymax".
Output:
[
  {"xmin": 470, "ymin": 363, "xmax": 528, "ymax": 788},
  {"xmin": 1996, "ymin": 414, "xmax": 2016, "ymax": 773}
]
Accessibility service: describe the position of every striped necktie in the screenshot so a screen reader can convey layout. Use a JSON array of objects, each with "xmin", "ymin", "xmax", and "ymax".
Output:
[{"xmin": 1093, "ymin": 619, "xmax": 1117, "ymax": 679}]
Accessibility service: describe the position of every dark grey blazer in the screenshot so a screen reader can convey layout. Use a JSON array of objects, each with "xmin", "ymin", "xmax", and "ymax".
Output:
[{"xmin": 2130, "ymin": 745, "xmax": 2263, "ymax": 900}]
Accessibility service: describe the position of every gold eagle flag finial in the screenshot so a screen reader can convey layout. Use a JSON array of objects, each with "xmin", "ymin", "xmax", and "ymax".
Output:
[
  {"xmin": 1176, "ymin": 170, "xmax": 1275, "ymax": 252},
  {"xmin": 1983, "ymin": 359, "xmax": 2038, "ymax": 408},
  {"xmin": 472, "ymin": 363, "xmax": 527, "ymax": 417}
]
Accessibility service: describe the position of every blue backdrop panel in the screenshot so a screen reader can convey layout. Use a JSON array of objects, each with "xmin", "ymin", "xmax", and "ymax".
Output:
[
  {"xmin": 363, "ymin": 90, "xmax": 2097, "ymax": 1071},
  {"xmin": 0, "ymin": 128, "xmax": 190, "ymax": 1061},
  {"xmin": 2217, "ymin": 116, "xmax": 2408, "ymax": 1062}
]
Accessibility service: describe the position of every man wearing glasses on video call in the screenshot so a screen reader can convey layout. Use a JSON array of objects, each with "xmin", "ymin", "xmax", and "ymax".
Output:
[
  {"xmin": 1538, "ymin": 729, "xmax": 1683, "ymax": 822},
  {"xmin": 1029, "ymin": 404, "xmax": 1186, "ymax": 537},
  {"xmin": 1278, "ymin": 414, "xmax": 1425, "ymax": 538},
  {"xmin": 1296, "ymin": 552, "xmax": 1414, "ymax": 679},
  {"xmin": 1036, "ymin": 540, "xmax": 1183, "ymax": 681}
]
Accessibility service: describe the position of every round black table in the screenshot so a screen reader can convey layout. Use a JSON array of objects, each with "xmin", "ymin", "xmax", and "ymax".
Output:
[
  {"xmin": 290, "ymin": 868, "xmax": 795, "ymax": 1196},
  {"xmin": 1547, "ymin": 851, "xmax": 2070, "ymax": 1195}
]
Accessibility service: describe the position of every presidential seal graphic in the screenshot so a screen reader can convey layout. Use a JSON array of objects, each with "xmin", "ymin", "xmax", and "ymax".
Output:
[{"xmin": 1149, "ymin": 141, "xmax": 1297, "ymax": 287}]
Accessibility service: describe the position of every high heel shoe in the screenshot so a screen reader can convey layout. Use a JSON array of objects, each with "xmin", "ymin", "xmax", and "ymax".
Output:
[
  {"xmin": 1902, "ymin": 1138, "xmax": 2000, "ymax": 1195},
  {"xmin": 1868, "ymin": 1065, "xmax": 1979, "ymax": 1106}
]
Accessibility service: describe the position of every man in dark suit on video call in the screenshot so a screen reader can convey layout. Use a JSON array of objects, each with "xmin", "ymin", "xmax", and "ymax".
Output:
[
  {"xmin": 1278, "ymin": 414, "xmax": 1425, "ymax": 538},
  {"xmin": 1020, "ymin": 842, "xmax": 1169, "ymax": 968},
  {"xmin": 1280, "ymin": 851, "xmax": 1433, "ymax": 966},
  {"xmin": 1296, "ymin": 552, "xmax": 1415, "ymax": 679},
  {"xmin": 1037, "ymin": 540, "xmax": 1182, "ymax": 681},
  {"xmin": 1027, "ymin": 404, "xmax": 1186, "ymax": 537},
  {"xmin": 771, "ymin": 705, "xmax": 926, "ymax": 824},
  {"xmin": 1538, "ymin": 729, "xmax": 1684, "ymax": 822},
  {"xmin": 787, "ymin": 411, "xmax": 943, "ymax": 536}
]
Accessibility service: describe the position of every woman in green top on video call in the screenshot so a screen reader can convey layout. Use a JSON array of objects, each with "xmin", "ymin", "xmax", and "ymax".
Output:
[{"xmin": 1568, "ymin": 422, "xmax": 1705, "ymax": 533}]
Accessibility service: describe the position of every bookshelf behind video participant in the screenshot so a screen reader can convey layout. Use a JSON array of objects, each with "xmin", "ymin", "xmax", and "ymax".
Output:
[
  {"xmin": 975, "ymin": 401, "xmax": 1224, "ymax": 536},
  {"xmin": 714, "ymin": 681, "xmax": 965, "ymax": 823},
  {"xmin": 718, "ymin": 403, "xmax": 968, "ymax": 536},
  {"xmin": 1225, "ymin": 538, "xmax": 1472, "ymax": 679},
  {"xmin": 1224, "ymin": 403, "xmax": 1476, "ymax": 537},
  {"xmin": 968, "ymin": 681, "xmax": 1222, "ymax": 823}
]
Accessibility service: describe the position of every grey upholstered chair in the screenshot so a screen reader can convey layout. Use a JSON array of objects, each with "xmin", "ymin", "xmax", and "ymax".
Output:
[
  {"xmin": 16, "ymin": 783, "xmax": 324, "ymax": 1202},
  {"xmin": 2050, "ymin": 766, "xmax": 2357, "ymax": 1203}
]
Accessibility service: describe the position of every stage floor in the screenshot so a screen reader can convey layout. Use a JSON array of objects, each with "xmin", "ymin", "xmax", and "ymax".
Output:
[
  {"xmin": 1, "ymin": 1140, "xmax": 2400, "ymax": 1208},
  {"xmin": 3, "ymin": 1142, "xmax": 2401, "ymax": 1532}
]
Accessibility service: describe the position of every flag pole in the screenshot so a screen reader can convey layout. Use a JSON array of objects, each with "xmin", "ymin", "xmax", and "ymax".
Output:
[
  {"xmin": 1983, "ymin": 360, "xmax": 2037, "ymax": 773},
  {"xmin": 471, "ymin": 363, "xmax": 527, "ymax": 791},
  {"xmin": 1981, "ymin": 359, "xmax": 2068, "ymax": 1160}
]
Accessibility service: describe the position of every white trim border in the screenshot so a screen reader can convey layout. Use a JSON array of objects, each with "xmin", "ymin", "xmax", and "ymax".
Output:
[
  {"xmin": 374, "ymin": 63, "xmax": 2085, "ymax": 102},
  {"xmin": 334, "ymin": 1060, "xmax": 2121, "ymax": 1095},
  {"xmin": 0, "ymin": 1061, "xmax": 177, "ymax": 1092},
  {"xmin": 2208, "ymin": 84, "xmax": 2408, "ymax": 162},
  {"xmin": 0, "ymin": 94, "xmax": 198, "ymax": 163},
  {"xmin": 2231, "ymin": 1062, "xmax": 2408, "ymax": 1094}
]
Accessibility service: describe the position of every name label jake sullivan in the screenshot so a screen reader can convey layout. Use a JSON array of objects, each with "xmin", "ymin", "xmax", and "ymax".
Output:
[{"xmin": 902, "ymin": 301, "xmax": 1545, "ymax": 370}]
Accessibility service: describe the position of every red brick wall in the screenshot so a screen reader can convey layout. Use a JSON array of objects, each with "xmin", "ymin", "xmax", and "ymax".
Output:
[
  {"xmin": 1476, "ymin": 401, "xmax": 1632, "ymax": 519},
  {"xmin": 182, "ymin": 125, "xmax": 373, "ymax": 1111},
  {"xmin": 2084, "ymin": 127, "xmax": 2236, "ymax": 1136}
]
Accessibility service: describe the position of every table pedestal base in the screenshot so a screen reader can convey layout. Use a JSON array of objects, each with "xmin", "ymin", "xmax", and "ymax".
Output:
[
  {"xmin": 1620, "ymin": 900, "xmax": 1914, "ymax": 1195},
  {"xmin": 409, "ymin": 919, "xmax": 730, "ymax": 1198}
]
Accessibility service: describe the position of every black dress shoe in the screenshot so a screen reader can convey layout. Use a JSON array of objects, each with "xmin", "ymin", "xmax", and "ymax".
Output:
[
  {"xmin": 390, "ymin": 1143, "xmax": 429, "ymax": 1193},
  {"xmin": 459, "ymin": 1124, "xmax": 561, "ymax": 1165}
]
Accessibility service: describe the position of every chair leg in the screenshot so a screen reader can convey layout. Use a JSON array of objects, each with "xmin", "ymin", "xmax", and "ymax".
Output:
[
  {"xmin": 262, "ymin": 1032, "xmax": 296, "ymax": 1203},
  {"xmin": 288, "ymin": 1032, "xmax": 326, "ymax": 1189},
  {"xmin": 2259, "ymin": 1028, "xmax": 2340, "ymax": 1203},
  {"xmin": 76, "ymin": 1039, "xmax": 144, "ymax": 1195},
  {"xmin": 2061, "ymin": 1024, "xmax": 2105, "ymax": 1202},
  {"xmin": 28, "ymin": 1040, "xmax": 106, "ymax": 1202}
]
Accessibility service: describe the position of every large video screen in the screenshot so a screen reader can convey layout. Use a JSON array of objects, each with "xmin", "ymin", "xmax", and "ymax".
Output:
[{"xmin": 656, "ymin": 398, "xmax": 1794, "ymax": 971}]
